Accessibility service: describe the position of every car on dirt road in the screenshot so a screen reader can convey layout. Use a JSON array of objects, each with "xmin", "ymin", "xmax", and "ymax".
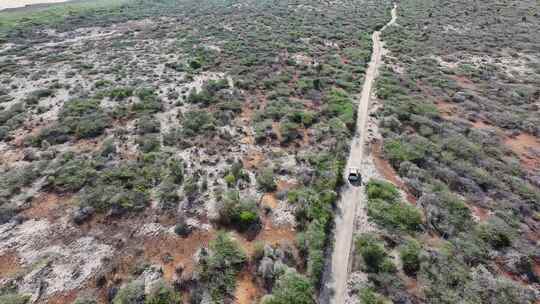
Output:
[{"xmin": 347, "ymin": 167, "xmax": 362, "ymax": 185}]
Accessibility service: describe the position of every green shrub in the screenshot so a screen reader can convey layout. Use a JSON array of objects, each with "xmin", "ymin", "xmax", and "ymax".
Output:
[
  {"xmin": 419, "ymin": 245, "xmax": 471, "ymax": 303},
  {"xmin": 136, "ymin": 134, "xmax": 161, "ymax": 153},
  {"xmin": 0, "ymin": 102, "xmax": 25, "ymax": 125},
  {"xmin": 166, "ymin": 157, "xmax": 184, "ymax": 184},
  {"xmin": 0, "ymin": 294, "xmax": 31, "ymax": 304},
  {"xmin": 355, "ymin": 233, "xmax": 395, "ymax": 273},
  {"xmin": 399, "ymin": 239, "xmax": 422, "ymax": 275},
  {"xmin": 48, "ymin": 155, "xmax": 99, "ymax": 192},
  {"xmin": 181, "ymin": 110, "xmax": 215, "ymax": 136},
  {"xmin": 358, "ymin": 288, "xmax": 390, "ymax": 304},
  {"xmin": 24, "ymin": 88, "xmax": 54, "ymax": 104},
  {"xmin": 305, "ymin": 220, "xmax": 326, "ymax": 284},
  {"xmin": 136, "ymin": 115, "xmax": 161, "ymax": 134},
  {"xmin": 113, "ymin": 280, "xmax": 145, "ymax": 304},
  {"xmin": 420, "ymin": 191, "xmax": 473, "ymax": 238},
  {"xmin": 476, "ymin": 217, "xmax": 515, "ymax": 249},
  {"xmin": 157, "ymin": 181, "xmax": 180, "ymax": 210},
  {"xmin": 75, "ymin": 160, "xmax": 161, "ymax": 213},
  {"xmin": 365, "ymin": 179, "xmax": 422, "ymax": 233},
  {"xmin": 100, "ymin": 138, "xmax": 117, "ymax": 157},
  {"xmin": 57, "ymin": 99, "xmax": 109, "ymax": 139},
  {"xmin": 217, "ymin": 190, "xmax": 260, "ymax": 231},
  {"xmin": 199, "ymin": 232, "xmax": 246, "ymax": 302},
  {"xmin": 145, "ymin": 281, "xmax": 181, "ymax": 304},
  {"xmin": 256, "ymin": 168, "xmax": 277, "ymax": 192},
  {"xmin": 288, "ymin": 110, "xmax": 316, "ymax": 126},
  {"xmin": 367, "ymin": 198, "xmax": 422, "ymax": 233},
  {"xmin": 224, "ymin": 173, "xmax": 236, "ymax": 187},
  {"xmin": 187, "ymin": 88, "xmax": 215, "ymax": 106},
  {"xmin": 280, "ymin": 121, "xmax": 301, "ymax": 143},
  {"xmin": 73, "ymin": 296, "xmax": 97, "ymax": 304},
  {"xmin": 131, "ymin": 88, "xmax": 162, "ymax": 114},
  {"xmin": 174, "ymin": 219, "xmax": 191, "ymax": 237},
  {"xmin": 324, "ymin": 88, "xmax": 356, "ymax": 130},
  {"xmin": 262, "ymin": 270, "xmax": 315, "ymax": 304},
  {"xmin": 383, "ymin": 138, "xmax": 428, "ymax": 167},
  {"xmin": 0, "ymin": 126, "xmax": 10, "ymax": 140},
  {"xmin": 366, "ymin": 179, "xmax": 400, "ymax": 202},
  {"xmin": 108, "ymin": 87, "xmax": 133, "ymax": 100}
]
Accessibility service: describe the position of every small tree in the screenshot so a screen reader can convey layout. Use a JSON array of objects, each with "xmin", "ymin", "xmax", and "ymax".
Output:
[
  {"xmin": 400, "ymin": 239, "xmax": 422, "ymax": 275},
  {"xmin": 257, "ymin": 168, "xmax": 277, "ymax": 192}
]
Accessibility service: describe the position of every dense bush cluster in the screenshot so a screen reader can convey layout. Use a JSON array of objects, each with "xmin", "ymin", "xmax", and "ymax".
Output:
[
  {"xmin": 112, "ymin": 279, "xmax": 180, "ymax": 304},
  {"xmin": 365, "ymin": 179, "xmax": 423, "ymax": 233},
  {"xmin": 215, "ymin": 190, "xmax": 260, "ymax": 232}
]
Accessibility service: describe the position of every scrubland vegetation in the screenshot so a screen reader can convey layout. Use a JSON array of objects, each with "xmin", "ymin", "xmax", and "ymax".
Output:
[
  {"xmin": 0, "ymin": 0, "xmax": 394, "ymax": 303},
  {"xmin": 1, "ymin": 0, "xmax": 538, "ymax": 303},
  {"xmin": 351, "ymin": 0, "xmax": 539, "ymax": 303}
]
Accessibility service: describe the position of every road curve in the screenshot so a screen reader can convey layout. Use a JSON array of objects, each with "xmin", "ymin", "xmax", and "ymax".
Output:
[{"xmin": 320, "ymin": 5, "xmax": 397, "ymax": 304}]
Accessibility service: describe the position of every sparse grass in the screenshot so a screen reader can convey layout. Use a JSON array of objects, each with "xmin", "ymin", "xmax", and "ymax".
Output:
[{"xmin": 0, "ymin": 0, "xmax": 130, "ymax": 38}]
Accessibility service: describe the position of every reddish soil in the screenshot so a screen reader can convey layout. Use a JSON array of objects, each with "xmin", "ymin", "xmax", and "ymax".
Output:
[
  {"xmin": 71, "ymin": 137, "xmax": 103, "ymax": 153},
  {"xmin": 235, "ymin": 222, "xmax": 296, "ymax": 256},
  {"xmin": 300, "ymin": 128, "xmax": 310, "ymax": 146},
  {"xmin": 255, "ymin": 90, "xmax": 269, "ymax": 111},
  {"xmin": 533, "ymin": 258, "xmax": 540, "ymax": 279},
  {"xmin": 261, "ymin": 179, "xmax": 296, "ymax": 213},
  {"xmin": 0, "ymin": 149, "xmax": 23, "ymax": 166},
  {"xmin": 277, "ymin": 179, "xmax": 297, "ymax": 192},
  {"xmin": 242, "ymin": 149, "xmax": 265, "ymax": 170},
  {"xmin": 470, "ymin": 119, "xmax": 492, "ymax": 129},
  {"xmin": 0, "ymin": 251, "xmax": 22, "ymax": 279},
  {"xmin": 403, "ymin": 275, "xmax": 423, "ymax": 300},
  {"xmin": 239, "ymin": 97, "xmax": 256, "ymax": 146},
  {"xmin": 494, "ymin": 257, "xmax": 530, "ymax": 286},
  {"xmin": 234, "ymin": 271, "xmax": 263, "ymax": 304},
  {"xmin": 467, "ymin": 118, "xmax": 539, "ymax": 171},
  {"xmin": 46, "ymin": 290, "xmax": 79, "ymax": 304},
  {"xmin": 372, "ymin": 141, "xmax": 416, "ymax": 204},
  {"xmin": 450, "ymin": 75, "xmax": 477, "ymax": 90},
  {"xmin": 504, "ymin": 133, "xmax": 540, "ymax": 171},
  {"xmin": 290, "ymin": 97, "xmax": 319, "ymax": 112},
  {"xmin": 470, "ymin": 205, "xmax": 491, "ymax": 222},
  {"xmin": 22, "ymin": 192, "xmax": 72, "ymax": 221},
  {"xmin": 434, "ymin": 100, "xmax": 458, "ymax": 119},
  {"xmin": 261, "ymin": 193, "xmax": 278, "ymax": 209},
  {"xmin": 420, "ymin": 232, "xmax": 446, "ymax": 249},
  {"xmin": 525, "ymin": 229, "xmax": 540, "ymax": 243},
  {"xmin": 143, "ymin": 230, "xmax": 214, "ymax": 281},
  {"xmin": 11, "ymin": 122, "xmax": 50, "ymax": 147},
  {"xmin": 240, "ymin": 100, "xmax": 254, "ymax": 122},
  {"xmin": 272, "ymin": 121, "xmax": 283, "ymax": 143}
]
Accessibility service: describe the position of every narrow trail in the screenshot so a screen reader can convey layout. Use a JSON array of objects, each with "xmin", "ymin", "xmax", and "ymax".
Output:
[{"xmin": 320, "ymin": 5, "xmax": 397, "ymax": 304}]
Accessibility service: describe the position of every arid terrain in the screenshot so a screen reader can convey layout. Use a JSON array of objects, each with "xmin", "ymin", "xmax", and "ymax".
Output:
[
  {"xmin": 0, "ymin": 0, "xmax": 539, "ymax": 304},
  {"xmin": 0, "ymin": 0, "xmax": 70, "ymax": 11}
]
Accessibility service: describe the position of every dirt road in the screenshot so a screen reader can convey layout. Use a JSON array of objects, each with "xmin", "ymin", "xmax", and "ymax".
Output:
[{"xmin": 320, "ymin": 5, "xmax": 397, "ymax": 304}]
